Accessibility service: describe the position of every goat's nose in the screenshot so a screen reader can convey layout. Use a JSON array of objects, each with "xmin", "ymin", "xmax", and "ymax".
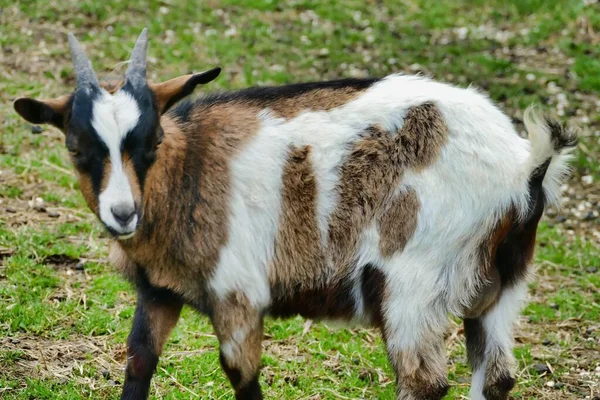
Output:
[{"xmin": 111, "ymin": 204, "xmax": 136, "ymax": 226}]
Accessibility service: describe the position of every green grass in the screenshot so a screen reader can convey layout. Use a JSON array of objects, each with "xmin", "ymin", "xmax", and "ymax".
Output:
[{"xmin": 1, "ymin": 0, "xmax": 599, "ymax": 399}]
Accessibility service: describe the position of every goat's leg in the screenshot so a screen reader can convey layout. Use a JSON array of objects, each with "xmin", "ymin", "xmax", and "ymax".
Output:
[
  {"xmin": 121, "ymin": 273, "xmax": 183, "ymax": 400},
  {"xmin": 211, "ymin": 293, "xmax": 264, "ymax": 400},
  {"xmin": 464, "ymin": 282, "xmax": 527, "ymax": 400},
  {"xmin": 382, "ymin": 301, "xmax": 450, "ymax": 400}
]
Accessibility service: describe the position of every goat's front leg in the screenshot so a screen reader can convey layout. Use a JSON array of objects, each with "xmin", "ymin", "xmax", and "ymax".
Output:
[
  {"xmin": 121, "ymin": 272, "xmax": 183, "ymax": 400},
  {"xmin": 465, "ymin": 282, "xmax": 527, "ymax": 400},
  {"xmin": 211, "ymin": 292, "xmax": 264, "ymax": 400}
]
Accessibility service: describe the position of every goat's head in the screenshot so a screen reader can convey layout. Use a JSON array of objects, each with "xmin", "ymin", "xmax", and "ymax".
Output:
[{"xmin": 13, "ymin": 29, "xmax": 220, "ymax": 239}]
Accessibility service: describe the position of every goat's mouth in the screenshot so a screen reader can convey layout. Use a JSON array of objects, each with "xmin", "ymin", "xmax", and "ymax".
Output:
[
  {"xmin": 103, "ymin": 216, "xmax": 140, "ymax": 241},
  {"xmin": 116, "ymin": 230, "xmax": 136, "ymax": 240}
]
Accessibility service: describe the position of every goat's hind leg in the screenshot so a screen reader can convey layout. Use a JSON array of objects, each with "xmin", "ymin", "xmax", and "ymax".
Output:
[
  {"xmin": 382, "ymin": 296, "xmax": 450, "ymax": 400},
  {"xmin": 465, "ymin": 282, "xmax": 527, "ymax": 400}
]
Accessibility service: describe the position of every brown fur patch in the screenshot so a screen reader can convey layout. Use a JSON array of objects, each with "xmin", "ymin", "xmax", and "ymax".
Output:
[
  {"xmin": 390, "ymin": 342, "xmax": 449, "ymax": 400},
  {"xmin": 269, "ymin": 145, "xmax": 327, "ymax": 292},
  {"xmin": 150, "ymin": 74, "xmax": 193, "ymax": 113},
  {"xmin": 328, "ymin": 103, "xmax": 447, "ymax": 273},
  {"xmin": 328, "ymin": 125, "xmax": 403, "ymax": 269},
  {"xmin": 147, "ymin": 300, "xmax": 183, "ymax": 355},
  {"xmin": 42, "ymin": 95, "xmax": 71, "ymax": 115},
  {"xmin": 122, "ymin": 154, "xmax": 142, "ymax": 207},
  {"xmin": 76, "ymin": 172, "xmax": 98, "ymax": 214},
  {"xmin": 378, "ymin": 188, "xmax": 420, "ymax": 258},
  {"xmin": 212, "ymin": 292, "xmax": 263, "ymax": 386},
  {"xmin": 267, "ymin": 88, "xmax": 365, "ymax": 119},
  {"xmin": 118, "ymin": 105, "xmax": 258, "ymax": 299},
  {"xmin": 77, "ymin": 158, "xmax": 111, "ymax": 217},
  {"xmin": 396, "ymin": 102, "xmax": 448, "ymax": 169},
  {"xmin": 109, "ymin": 242, "xmax": 137, "ymax": 282}
]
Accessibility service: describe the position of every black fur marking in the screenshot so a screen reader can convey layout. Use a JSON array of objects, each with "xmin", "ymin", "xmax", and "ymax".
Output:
[
  {"xmin": 121, "ymin": 82, "xmax": 161, "ymax": 190},
  {"xmin": 494, "ymin": 159, "xmax": 549, "ymax": 287},
  {"xmin": 162, "ymin": 67, "xmax": 222, "ymax": 113},
  {"xmin": 268, "ymin": 277, "xmax": 356, "ymax": 320},
  {"xmin": 544, "ymin": 117, "xmax": 578, "ymax": 151},
  {"xmin": 120, "ymin": 269, "xmax": 181, "ymax": 400},
  {"xmin": 67, "ymin": 87, "xmax": 110, "ymax": 196},
  {"xmin": 220, "ymin": 351, "xmax": 242, "ymax": 388},
  {"xmin": 13, "ymin": 97, "xmax": 69, "ymax": 129},
  {"xmin": 170, "ymin": 99, "xmax": 194, "ymax": 123},
  {"xmin": 464, "ymin": 318, "xmax": 486, "ymax": 371},
  {"xmin": 170, "ymin": 77, "xmax": 379, "ymax": 121},
  {"xmin": 361, "ymin": 264, "xmax": 386, "ymax": 326},
  {"xmin": 235, "ymin": 376, "xmax": 263, "ymax": 400},
  {"xmin": 483, "ymin": 375, "xmax": 516, "ymax": 400},
  {"xmin": 429, "ymin": 382, "xmax": 450, "ymax": 400},
  {"xmin": 219, "ymin": 352, "xmax": 263, "ymax": 400}
]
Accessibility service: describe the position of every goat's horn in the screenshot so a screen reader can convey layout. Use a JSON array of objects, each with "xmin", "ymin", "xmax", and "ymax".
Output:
[
  {"xmin": 125, "ymin": 28, "xmax": 149, "ymax": 87},
  {"xmin": 68, "ymin": 33, "xmax": 100, "ymax": 90}
]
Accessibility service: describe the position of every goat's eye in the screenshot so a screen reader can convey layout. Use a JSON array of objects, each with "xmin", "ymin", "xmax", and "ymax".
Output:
[{"xmin": 144, "ymin": 149, "xmax": 157, "ymax": 163}]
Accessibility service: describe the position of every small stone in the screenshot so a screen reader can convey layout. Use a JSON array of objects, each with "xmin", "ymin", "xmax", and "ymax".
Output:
[
  {"xmin": 587, "ymin": 266, "xmax": 598, "ymax": 273},
  {"xmin": 550, "ymin": 303, "xmax": 559, "ymax": 310},
  {"xmin": 555, "ymin": 382, "xmax": 565, "ymax": 389},
  {"xmin": 74, "ymin": 262, "xmax": 85, "ymax": 271},
  {"xmin": 5, "ymin": 207, "xmax": 16, "ymax": 213},
  {"xmin": 318, "ymin": 48, "xmax": 329, "ymax": 56},
  {"xmin": 582, "ymin": 175, "xmax": 594, "ymax": 186},
  {"xmin": 47, "ymin": 211, "xmax": 60, "ymax": 218},
  {"xmin": 534, "ymin": 363, "xmax": 552, "ymax": 375},
  {"xmin": 33, "ymin": 204, "xmax": 46, "ymax": 212},
  {"xmin": 102, "ymin": 369, "xmax": 110, "ymax": 379},
  {"xmin": 555, "ymin": 215, "xmax": 567, "ymax": 223},
  {"xmin": 31, "ymin": 125, "xmax": 43, "ymax": 134},
  {"xmin": 542, "ymin": 339, "xmax": 552, "ymax": 346},
  {"xmin": 582, "ymin": 211, "xmax": 597, "ymax": 221},
  {"xmin": 546, "ymin": 380, "xmax": 555, "ymax": 387}
]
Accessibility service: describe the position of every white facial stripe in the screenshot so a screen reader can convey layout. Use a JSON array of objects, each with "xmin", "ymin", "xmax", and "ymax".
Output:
[
  {"xmin": 91, "ymin": 90, "xmax": 140, "ymax": 156},
  {"xmin": 91, "ymin": 89, "xmax": 141, "ymax": 235}
]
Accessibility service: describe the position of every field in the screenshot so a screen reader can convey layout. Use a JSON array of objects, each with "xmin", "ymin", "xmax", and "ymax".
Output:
[{"xmin": 0, "ymin": 0, "xmax": 599, "ymax": 398}]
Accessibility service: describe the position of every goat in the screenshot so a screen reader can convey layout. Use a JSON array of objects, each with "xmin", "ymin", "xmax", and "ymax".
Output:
[{"xmin": 13, "ymin": 29, "xmax": 577, "ymax": 400}]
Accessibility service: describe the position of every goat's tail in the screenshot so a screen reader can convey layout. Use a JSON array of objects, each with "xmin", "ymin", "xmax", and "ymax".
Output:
[{"xmin": 523, "ymin": 106, "xmax": 578, "ymax": 210}]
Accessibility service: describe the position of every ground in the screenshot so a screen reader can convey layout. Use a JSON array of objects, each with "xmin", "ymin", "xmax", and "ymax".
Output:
[{"xmin": 0, "ymin": 0, "xmax": 599, "ymax": 399}]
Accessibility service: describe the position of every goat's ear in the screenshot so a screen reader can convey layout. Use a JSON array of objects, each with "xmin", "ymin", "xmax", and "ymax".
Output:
[
  {"xmin": 150, "ymin": 67, "xmax": 221, "ymax": 114},
  {"xmin": 14, "ymin": 95, "xmax": 71, "ymax": 132}
]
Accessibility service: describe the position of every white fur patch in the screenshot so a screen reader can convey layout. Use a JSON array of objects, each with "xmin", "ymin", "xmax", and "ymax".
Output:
[
  {"xmin": 523, "ymin": 107, "xmax": 575, "ymax": 209},
  {"xmin": 91, "ymin": 89, "xmax": 140, "ymax": 235},
  {"xmin": 220, "ymin": 327, "xmax": 249, "ymax": 361}
]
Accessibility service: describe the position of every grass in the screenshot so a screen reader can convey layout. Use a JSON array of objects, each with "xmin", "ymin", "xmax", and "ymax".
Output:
[{"xmin": 1, "ymin": 0, "xmax": 599, "ymax": 399}]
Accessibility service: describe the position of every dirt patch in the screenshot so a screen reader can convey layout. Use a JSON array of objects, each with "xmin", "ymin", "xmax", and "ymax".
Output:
[{"xmin": 0, "ymin": 335, "xmax": 126, "ymax": 385}]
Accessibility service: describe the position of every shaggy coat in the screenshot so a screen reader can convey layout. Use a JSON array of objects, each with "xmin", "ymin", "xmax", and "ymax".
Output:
[{"xmin": 14, "ymin": 31, "xmax": 577, "ymax": 400}]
